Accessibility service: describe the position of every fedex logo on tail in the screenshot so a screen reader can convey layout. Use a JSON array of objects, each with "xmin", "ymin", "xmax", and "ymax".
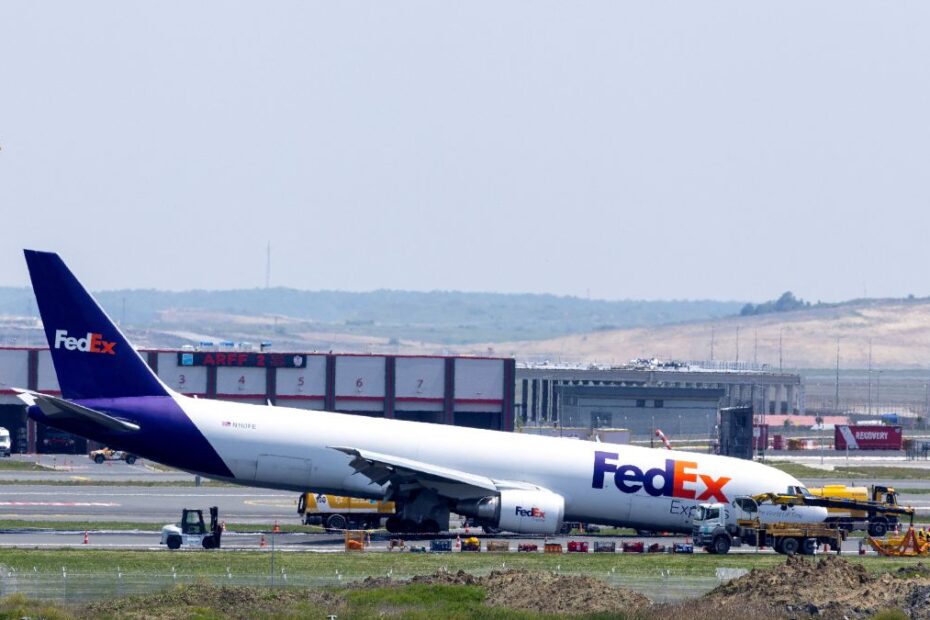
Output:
[
  {"xmin": 592, "ymin": 451, "xmax": 731, "ymax": 502},
  {"xmin": 515, "ymin": 506, "xmax": 545, "ymax": 519},
  {"xmin": 54, "ymin": 329, "xmax": 116, "ymax": 355}
]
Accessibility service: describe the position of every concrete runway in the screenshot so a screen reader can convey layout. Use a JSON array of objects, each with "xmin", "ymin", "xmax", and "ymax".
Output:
[{"xmin": 0, "ymin": 485, "xmax": 297, "ymax": 523}]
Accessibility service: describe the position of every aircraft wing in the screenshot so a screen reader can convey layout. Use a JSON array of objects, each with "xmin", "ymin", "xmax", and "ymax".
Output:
[
  {"xmin": 14, "ymin": 389, "xmax": 140, "ymax": 433},
  {"xmin": 330, "ymin": 446, "xmax": 500, "ymax": 501}
]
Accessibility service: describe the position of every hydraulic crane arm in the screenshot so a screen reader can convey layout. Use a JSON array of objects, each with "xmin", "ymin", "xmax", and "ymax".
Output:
[{"xmin": 751, "ymin": 492, "xmax": 915, "ymax": 522}]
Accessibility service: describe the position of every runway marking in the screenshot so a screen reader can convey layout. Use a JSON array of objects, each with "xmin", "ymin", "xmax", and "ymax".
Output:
[
  {"xmin": 0, "ymin": 501, "xmax": 119, "ymax": 507},
  {"xmin": 244, "ymin": 499, "xmax": 296, "ymax": 507}
]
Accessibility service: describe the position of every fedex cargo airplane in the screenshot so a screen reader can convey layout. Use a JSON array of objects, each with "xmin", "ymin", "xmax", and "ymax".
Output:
[{"xmin": 17, "ymin": 250, "xmax": 825, "ymax": 535}]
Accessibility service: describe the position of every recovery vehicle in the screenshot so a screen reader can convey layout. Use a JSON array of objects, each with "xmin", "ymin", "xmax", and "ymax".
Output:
[
  {"xmin": 757, "ymin": 489, "xmax": 915, "ymax": 538},
  {"xmin": 297, "ymin": 492, "xmax": 395, "ymax": 530},
  {"xmin": 160, "ymin": 506, "xmax": 222, "ymax": 550},
  {"xmin": 764, "ymin": 489, "xmax": 924, "ymax": 557},
  {"xmin": 808, "ymin": 484, "xmax": 903, "ymax": 536},
  {"xmin": 692, "ymin": 495, "xmax": 846, "ymax": 555}
]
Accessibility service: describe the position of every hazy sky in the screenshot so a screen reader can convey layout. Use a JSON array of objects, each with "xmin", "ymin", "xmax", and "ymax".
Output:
[{"xmin": 2, "ymin": 2, "xmax": 928, "ymax": 302}]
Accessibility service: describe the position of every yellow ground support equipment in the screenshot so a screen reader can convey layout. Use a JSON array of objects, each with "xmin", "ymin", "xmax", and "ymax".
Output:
[
  {"xmin": 752, "ymin": 490, "xmax": 915, "ymax": 537},
  {"xmin": 808, "ymin": 485, "xmax": 903, "ymax": 536},
  {"xmin": 868, "ymin": 528, "xmax": 930, "ymax": 557},
  {"xmin": 298, "ymin": 493, "xmax": 395, "ymax": 530}
]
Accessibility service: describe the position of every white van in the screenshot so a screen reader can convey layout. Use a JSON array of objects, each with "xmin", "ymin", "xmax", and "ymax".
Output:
[{"xmin": 0, "ymin": 427, "xmax": 10, "ymax": 457}]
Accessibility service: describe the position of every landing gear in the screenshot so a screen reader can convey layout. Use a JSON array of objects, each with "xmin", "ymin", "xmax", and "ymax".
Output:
[{"xmin": 384, "ymin": 516, "xmax": 442, "ymax": 534}]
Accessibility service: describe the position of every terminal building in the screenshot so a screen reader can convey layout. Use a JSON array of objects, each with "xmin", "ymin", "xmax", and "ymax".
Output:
[
  {"xmin": 0, "ymin": 347, "xmax": 803, "ymax": 454},
  {"xmin": 0, "ymin": 347, "xmax": 515, "ymax": 454},
  {"xmin": 516, "ymin": 361, "xmax": 803, "ymax": 440}
]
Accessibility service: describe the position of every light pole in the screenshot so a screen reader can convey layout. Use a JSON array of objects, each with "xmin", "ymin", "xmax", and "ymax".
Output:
[{"xmin": 876, "ymin": 370, "xmax": 882, "ymax": 416}]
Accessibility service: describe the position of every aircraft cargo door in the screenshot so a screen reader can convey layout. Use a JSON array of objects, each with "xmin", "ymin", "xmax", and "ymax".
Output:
[{"xmin": 255, "ymin": 454, "xmax": 313, "ymax": 489}]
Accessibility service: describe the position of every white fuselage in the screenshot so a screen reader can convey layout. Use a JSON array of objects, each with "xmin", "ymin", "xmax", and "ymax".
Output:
[{"xmin": 175, "ymin": 392, "xmax": 817, "ymax": 532}]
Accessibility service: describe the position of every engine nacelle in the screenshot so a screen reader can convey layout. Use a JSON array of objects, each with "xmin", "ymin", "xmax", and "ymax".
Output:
[{"xmin": 458, "ymin": 489, "xmax": 565, "ymax": 535}]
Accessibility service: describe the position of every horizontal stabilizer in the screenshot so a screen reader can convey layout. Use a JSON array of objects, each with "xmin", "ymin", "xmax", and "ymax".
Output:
[{"xmin": 15, "ymin": 390, "xmax": 140, "ymax": 433}]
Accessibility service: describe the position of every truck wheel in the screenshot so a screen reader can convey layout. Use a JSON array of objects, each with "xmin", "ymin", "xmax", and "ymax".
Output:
[
  {"xmin": 712, "ymin": 535, "xmax": 731, "ymax": 555},
  {"xmin": 868, "ymin": 521, "xmax": 887, "ymax": 537},
  {"xmin": 94, "ymin": 454, "xmax": 105, "ymax": 464},
  {"xmin": 202, "ymin": 536, "xmax": 216, "ymax": 549},
  {"xmin": 800, "ymin": 538, "xmax": 816, "ymax": 555},
  {"xmin": 125, "ymin": 455, "xmax": 137, "ymax": 465},
  {"xmin": 166, "ymin": 535, "xmax": 182, "ymax": 550},
  {"xmin": 780, "ymin": 537, "xmax": 800, "ymax": 555},
  {"xmin": 325, "ymin": 514, "xmax": 348, "ymax": 531}
]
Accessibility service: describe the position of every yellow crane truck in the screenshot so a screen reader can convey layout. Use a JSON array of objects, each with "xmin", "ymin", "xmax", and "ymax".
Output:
[
  {"xmin": 808, "ymin": 484, "xmax": 902, "ymax": 536},
  {"xmin": 297, "ymin": 493, "xmax": 395, "ymax": 530}
]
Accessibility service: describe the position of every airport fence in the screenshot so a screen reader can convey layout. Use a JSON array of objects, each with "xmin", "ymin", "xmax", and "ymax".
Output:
[{"xmin": 0, "ymin": 565, "xmax": 743, "ymax": 603}]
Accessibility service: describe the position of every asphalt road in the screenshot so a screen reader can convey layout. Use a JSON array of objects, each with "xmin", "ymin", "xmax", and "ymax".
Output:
[
  {"xmin": 0, "ymin": 485, "xmax": 297, "ymax": 523},
  {"xmin": 0, "ymin": 454, "xmax": 196, "ymax": 483}
]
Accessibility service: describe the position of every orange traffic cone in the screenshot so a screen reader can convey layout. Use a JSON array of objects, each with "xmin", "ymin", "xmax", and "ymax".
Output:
[
  {"xmin": 83, "ymin": 531, "xmax": 89, "ymax": 545},
  {"xmin": 273, "ymin": 520, "xmax": 280, "ymax": 533},
  {"xmin": 260, "ymin": 535, "xmax": 267, "ymax": 548}
]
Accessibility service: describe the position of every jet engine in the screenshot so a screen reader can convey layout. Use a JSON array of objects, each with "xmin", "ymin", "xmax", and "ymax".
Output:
[{"xmin": 457, "ymin": 489, "xmax": 564, "ymax": 535}]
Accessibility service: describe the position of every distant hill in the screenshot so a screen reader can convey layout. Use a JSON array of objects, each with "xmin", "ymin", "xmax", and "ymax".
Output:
[
  {"xmin": 0, "ymin": 286, "xmax": 743, "ymax": 345},
  {"xmin": 453, "ymin": 298, "xmax": 930, "ymax": 369},
  {"xmin": 5, "ymin": 287, "xmax": 930, "ymax": 368}
]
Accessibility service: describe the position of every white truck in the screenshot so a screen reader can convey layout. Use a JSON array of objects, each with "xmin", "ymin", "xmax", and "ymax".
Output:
[
  {"xmin": 0, "ymin": 427, "xmax": 10, "ymax": 457},
  {"xmin": 692, "ymin": 495, "xmax": 845, "ymax": 555}
]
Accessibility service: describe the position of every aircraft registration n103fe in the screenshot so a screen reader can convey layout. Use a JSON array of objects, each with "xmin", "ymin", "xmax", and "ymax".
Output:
[{"xmin": 17, "ymin": 250, "xmax": 826, "ymax": 535}]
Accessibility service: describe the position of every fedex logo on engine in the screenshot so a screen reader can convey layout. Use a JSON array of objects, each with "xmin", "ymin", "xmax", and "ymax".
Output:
[
  {"xmin": 592, "ymin": 451, "xmax": 731, "ymax": 502},
  {"xmin": 515, "ymin": 506, "xmax": 546, "ymax": 519},
  {"xmin": 54, "ymin": 330, "xmax": 116, "ymax": 355}
]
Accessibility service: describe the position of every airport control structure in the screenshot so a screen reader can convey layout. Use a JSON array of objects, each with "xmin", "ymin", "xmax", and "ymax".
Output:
[{"xmin": 0, "ymin": 345, "xmax": 804, "ymax": 455}]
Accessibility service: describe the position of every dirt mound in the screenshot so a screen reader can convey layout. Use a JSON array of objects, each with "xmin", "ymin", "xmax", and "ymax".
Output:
[
  {"xmin": 81, "ymin": 583, "xmax": 344, "ymax": 620},
  {"xmin": 362, "ymin": 569, "xmax": 649, "ymax": 615},
  {"xmin": 706, "ymin": 555, "xmax": 930, "ymax": 619},
  {"xmin": 482, "ymin": 569, "xmax": 651, "ymax": 615}
]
